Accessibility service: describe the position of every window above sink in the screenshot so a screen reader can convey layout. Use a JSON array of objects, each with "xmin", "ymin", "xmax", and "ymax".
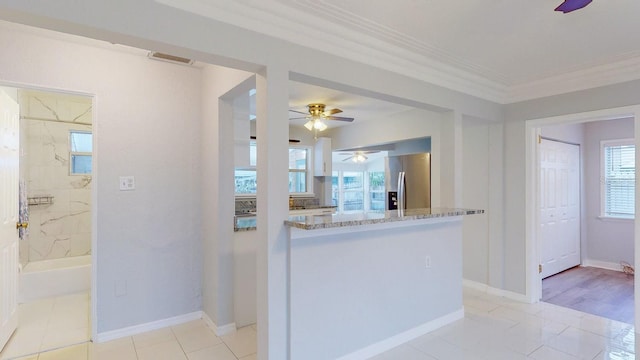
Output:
[{"xmin": 235, "ymin": 141, "xmax": 314, "ymax": 196}]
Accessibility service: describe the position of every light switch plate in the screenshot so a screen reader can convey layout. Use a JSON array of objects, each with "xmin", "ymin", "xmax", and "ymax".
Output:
[{"xmin": 119, "ymin": 176, "xmax": 135, "ymax": 191}]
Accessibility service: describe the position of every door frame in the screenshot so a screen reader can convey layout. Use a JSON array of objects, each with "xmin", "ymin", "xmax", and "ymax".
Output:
[
  {"xmin": 0, "ymin": 81, "xmax": 98, "ymax": 341},
  {"xmin": 524, "ymin": 105, "xmax": 640, "ymax": 327}
]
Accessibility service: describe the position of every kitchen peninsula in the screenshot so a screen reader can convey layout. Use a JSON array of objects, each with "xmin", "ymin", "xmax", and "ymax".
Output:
[{"xmin": 285, "ymin": 207, "xmax": 483, "ymax": 360}]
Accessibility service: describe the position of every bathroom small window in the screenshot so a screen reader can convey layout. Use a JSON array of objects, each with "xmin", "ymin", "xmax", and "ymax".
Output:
[{"xmin": 69, "ymin": 131, "xmax": 92, "ymax": 175}]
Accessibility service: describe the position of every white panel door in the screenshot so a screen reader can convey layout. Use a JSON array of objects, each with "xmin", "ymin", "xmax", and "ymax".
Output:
[
  {"xmin": 539, "ymin": 138, "xmax": 580, "ymax": 278},
  {"xmin": 0, "ymin": 89, "xmax": 19, "ymax": 351}
]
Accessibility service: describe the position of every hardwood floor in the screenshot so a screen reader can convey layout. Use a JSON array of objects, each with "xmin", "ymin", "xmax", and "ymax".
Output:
[{"xmin": 542, "ymin": 266, "xmax": 634, "ymax": 324}]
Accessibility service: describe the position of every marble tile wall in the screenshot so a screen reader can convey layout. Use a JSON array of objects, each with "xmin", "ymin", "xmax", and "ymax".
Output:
[{"xmin": 20, "ymin": 90, "xmax": 92, "ymax": 262}]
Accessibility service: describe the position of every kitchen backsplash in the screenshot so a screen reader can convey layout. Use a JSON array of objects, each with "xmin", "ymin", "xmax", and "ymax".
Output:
[{"xmin": 235, "ymin": 197, "xmax": 320, "ymax": 213}]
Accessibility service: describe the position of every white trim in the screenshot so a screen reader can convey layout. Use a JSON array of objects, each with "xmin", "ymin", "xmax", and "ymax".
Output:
[
  {"xmin": 201, "ymin": 312, "xmax": 237, "ymax": 337},
  {"xmin": 335, "ymin": 308, "xmax": 464, "ymax": 360},
  {"xmin": 597, "ymin": 216, "xmax": 634, "ymax": 222},
  {"xmin": 94, "ymin": 311, "xmax": 203, "ymax": 343},
  {"xmin": 463, "ymin": 279, "xmax": 530, "ymax": 303},
  {"xmin": 582, "ymin": 260, "xmax": 623, "ymax": 272},
  {"xmin": 507, "ymin": 55, "xmax": 640, "ymax": 103},
  {"xmin": 156, "ymin": 0, "xmax": 640, "ymax": 104},
  {"xmin": 154, "ymin": 0, "xmax": 508, "ymax": 103}
]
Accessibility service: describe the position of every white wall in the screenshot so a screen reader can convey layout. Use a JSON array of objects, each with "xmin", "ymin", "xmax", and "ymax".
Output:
[
  {"xmin": 462, "ymin": 120, "xmax": 489, "ymax": 284},
  {"xmin": 328, "ymin": 109, "xmax": 441, "ymax": 151},
  {"xmin": 201, "ymin": 65, "xmax": 254, "ymax": 329},
  {"xmin": 0, "ymin": 23, "xmax": 203, "ymax": 333},
  {"xmin": 583, "ymin": 118, "xmax": 634, "ymax": 267},
  {"xmin": 289, "ymin": 219, "xmax": 463, "ymax": 359}
]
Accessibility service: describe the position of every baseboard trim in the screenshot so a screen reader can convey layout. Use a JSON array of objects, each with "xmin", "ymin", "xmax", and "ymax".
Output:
[
  {"xmin": 201, "ymin": 312, "xmax": 236, "ymax": 336},
  {"xmin": 94, "ymin": 311, "xmax": 203, "ymax": 343},
  {"xmin": 582, "ymin": 259, "xmax": 623, "ymax": 272},
  {"xmin": 463, "ymin": 279, "xmax": 529, "ymax": 303},
  {"xmin": 335, "ymin": 308, "xmax": 465, "ymax": 360}
]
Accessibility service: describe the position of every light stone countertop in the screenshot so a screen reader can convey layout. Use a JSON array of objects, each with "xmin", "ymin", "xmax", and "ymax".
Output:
[
  {"xmin": 235, "ymin": 208, "xmax": 484, "ymax": 232},
  {"xmin": 284, "ymin": 207, "xmax": 484, "ymax": 230}
]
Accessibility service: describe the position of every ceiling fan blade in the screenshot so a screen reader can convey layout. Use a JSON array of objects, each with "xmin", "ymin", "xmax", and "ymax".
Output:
[
  {"xmin": 289, "ymin": 116, "xmax": 309, "ymax": 120},
  {"xmin": 289, "ymin": 109, "xmax": 308, "ymax": 115},
  {"xmin": 326, "ymin": 116, "xmax": 354, "ymax": 122},
  {"xmin": 338, "ymin": 152, "xmax": 352, "ymax": 155},
  {"xmin": 325, "ymin": 108, "xmax": 343, "ymax": 116},
  {"xmin": 363, "ymin": 151, "xmax": 380, "ymax": 154},
  {"xmin": 342, "ymin": 156, "xmax": 354, "ymax": 162},
  {"xmin": 555, "ymin": 0, "xmax": 592, "ymax": 13}
]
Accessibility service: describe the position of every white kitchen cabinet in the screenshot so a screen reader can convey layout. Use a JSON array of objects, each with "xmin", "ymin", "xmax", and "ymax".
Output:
[
  {"xmin": 233, "ymin": 92, "xmax": 251, "ymax": 167},
  {"xmin": 314, "ymin": 137, "xmax": 332, "ymax": 176}
]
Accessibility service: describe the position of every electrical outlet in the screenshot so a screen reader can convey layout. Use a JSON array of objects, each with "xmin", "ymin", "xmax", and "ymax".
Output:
[
  {"xmin": 119, "ymin": 176, "xmax": 135, "ymax": 191},
  {"xmin": 425, "ymin": 256, "xmax": 432, "ymax": 269}
]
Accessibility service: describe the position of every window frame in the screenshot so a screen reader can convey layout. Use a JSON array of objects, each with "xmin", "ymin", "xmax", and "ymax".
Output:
[
  {"xmin": 234, "ymin": 143, "xmax": 314, "ymax": 197},
  {"xmin": 600, "ymin": 138, "xmax": 635, "ymax": 220},
  {"xmin": 288, "ymin": 145, "xmax": 314, "ymax": 197},
  {"xmin": 332, "ymin": 170, "xmax": 384, "ymax": 213},
  {"xmin": 69, "ymin": 130, "xmax": 92, "ymax": 175}
]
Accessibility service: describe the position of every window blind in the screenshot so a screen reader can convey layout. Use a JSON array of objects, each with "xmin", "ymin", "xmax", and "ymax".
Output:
[{"xmin": 604, "ymin": 144, "xmax": 635, "ymax": 218}]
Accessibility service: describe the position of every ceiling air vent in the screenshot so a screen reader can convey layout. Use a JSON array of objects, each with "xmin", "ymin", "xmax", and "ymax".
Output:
[{"xmin": 148, "ymin": 52, "xmax": 194, "ymax": 66}]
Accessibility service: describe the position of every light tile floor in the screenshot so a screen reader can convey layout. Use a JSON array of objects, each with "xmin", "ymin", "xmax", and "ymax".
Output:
[
  {"xmin": 3, "ymin": 288, "xmax": 636, "ymax": 359},
  {"xmin": 0, "ymin": 292, "xmax": 90, "ymax": 360},
  {"xmin": 370, "ymin": 287, "xmax": 636, "ymax": 360},
  {"xmin": 2, "ymin": 322, "xmax": 257, "ymax": 360}
]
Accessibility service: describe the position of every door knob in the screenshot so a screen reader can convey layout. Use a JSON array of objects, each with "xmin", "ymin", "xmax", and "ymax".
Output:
[{"xmin": 16, "ymin": 222, "xmax": 28, "ymax": 229}]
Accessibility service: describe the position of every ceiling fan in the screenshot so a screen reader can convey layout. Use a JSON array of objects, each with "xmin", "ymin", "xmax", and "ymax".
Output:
[
  {"xmin": 289, "ymin": 103, "xmax": 354, "ymax": 132},
  {"xmin": 339, "ymin": 150, "xmax": 379, "ymax": 163},
  {"xmin": 555, "ymin": 0, "xmax": 592, "ymax": 13}
]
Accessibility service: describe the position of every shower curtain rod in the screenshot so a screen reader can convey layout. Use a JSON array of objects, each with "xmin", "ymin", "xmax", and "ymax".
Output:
[{"xmin": 20, "ymin": 115, "xmax": 91, "ymax": 126}]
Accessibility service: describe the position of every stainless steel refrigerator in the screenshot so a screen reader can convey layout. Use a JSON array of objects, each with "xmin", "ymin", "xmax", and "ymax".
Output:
[{"xmin": 385, "ymin": 153, "xmax": 431, "ymax": 210}]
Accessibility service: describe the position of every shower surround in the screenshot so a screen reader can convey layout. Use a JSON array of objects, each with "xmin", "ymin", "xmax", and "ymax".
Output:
[{"xmin": 20, "ymin": 90, "xmax": 92, "ymax": 264}]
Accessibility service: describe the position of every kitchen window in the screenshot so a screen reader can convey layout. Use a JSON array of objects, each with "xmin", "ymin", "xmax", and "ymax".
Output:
[
  {"xmin": 234, "ymin": 142, "xmax": 313, "ymax": 195},
  {"xmin": 69, "ymin": 130, "xmax": 92, "ymax": 175},
  {"xmin": 332, "ymin": 171, "xmax": 385, "ymax": 212},
  {"xmin": 601, "ymin": 139, "xmax": 635, "ymax": 219}
]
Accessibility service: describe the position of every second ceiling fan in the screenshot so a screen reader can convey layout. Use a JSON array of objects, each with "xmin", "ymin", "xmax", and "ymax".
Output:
[
  {"xmin": 555, "ymin": 0, "xmax": 592, "ymax": 13},
  {"xmin": 289, "ymin": 103, "xmax": 354, "ymax": 132}
]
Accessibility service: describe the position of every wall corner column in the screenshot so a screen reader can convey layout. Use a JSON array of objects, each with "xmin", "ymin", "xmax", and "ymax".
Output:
[
  {"xmin": 440, "ymin": 111, "xmax": 463, "ymax": 207},
  {"xmin": 255, "ymin": 64, "xmax": 290, "ymax": 360}
]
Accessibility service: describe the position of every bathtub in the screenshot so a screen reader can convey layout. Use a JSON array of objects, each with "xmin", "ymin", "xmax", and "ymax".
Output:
[{"xmin": 19, "ymin": 255, "xmax": 91, "ymax": 303}]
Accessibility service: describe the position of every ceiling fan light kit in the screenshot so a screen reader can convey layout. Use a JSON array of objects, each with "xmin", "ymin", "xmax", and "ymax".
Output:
[
  {"xmin": 304, "ymin": 118, "xmax": 328, "ymax": 131},
  {"xmin": 290, "ymin": 103, "xmax": 355, "ymax": 136},
  {"xmin": 352, "ymin": 154, "xmax": 367, "ymax": 163},
  {"xmin": 555, "ymin": 0, "xmax": 593, "ymax": 13}
]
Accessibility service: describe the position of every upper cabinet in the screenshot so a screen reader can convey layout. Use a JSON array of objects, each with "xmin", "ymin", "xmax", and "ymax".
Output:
[
  {"xmin": 234, "ymin": 91, "xmax": 252, "ymax": 168},
  {"xmin": 314, "ymin": 137, "xmax": 332, "ymax": 176}
]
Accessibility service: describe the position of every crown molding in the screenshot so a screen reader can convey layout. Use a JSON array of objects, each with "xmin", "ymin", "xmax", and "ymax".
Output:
[
  {"xmin": 155, "ymin": 0, "xmax": 640, "ymax": 105},
  {"xmin": 155, "ymin": 0, "xmax": 509, "ymax": 103},
  {"xmin": 506, "ymin": 54, "xmax": 640, "ymax": 103}
]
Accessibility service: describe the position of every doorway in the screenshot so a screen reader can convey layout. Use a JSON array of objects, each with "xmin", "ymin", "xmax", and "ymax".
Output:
[
  {"xmin": 0, "ymin": 87, "xmax": 93, "ymax": 359},
  {"xmin": 526, "ymin": 108, "xmax": 638, "ymax": 327}
]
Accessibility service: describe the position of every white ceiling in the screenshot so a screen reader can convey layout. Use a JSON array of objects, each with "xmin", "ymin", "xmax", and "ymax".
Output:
[
  {"xmin": 288, "ymin": 81, "xmax": 414, "ymax": 129},
  {"xmin": 158, "ymin": 0, "xmax": 640, "ymax": 103}
]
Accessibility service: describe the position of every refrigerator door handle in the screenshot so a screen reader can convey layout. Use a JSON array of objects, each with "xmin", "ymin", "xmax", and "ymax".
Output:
[{"xmin": 398, "ymin": 171, "xmax": 406, "ymax": 210}]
